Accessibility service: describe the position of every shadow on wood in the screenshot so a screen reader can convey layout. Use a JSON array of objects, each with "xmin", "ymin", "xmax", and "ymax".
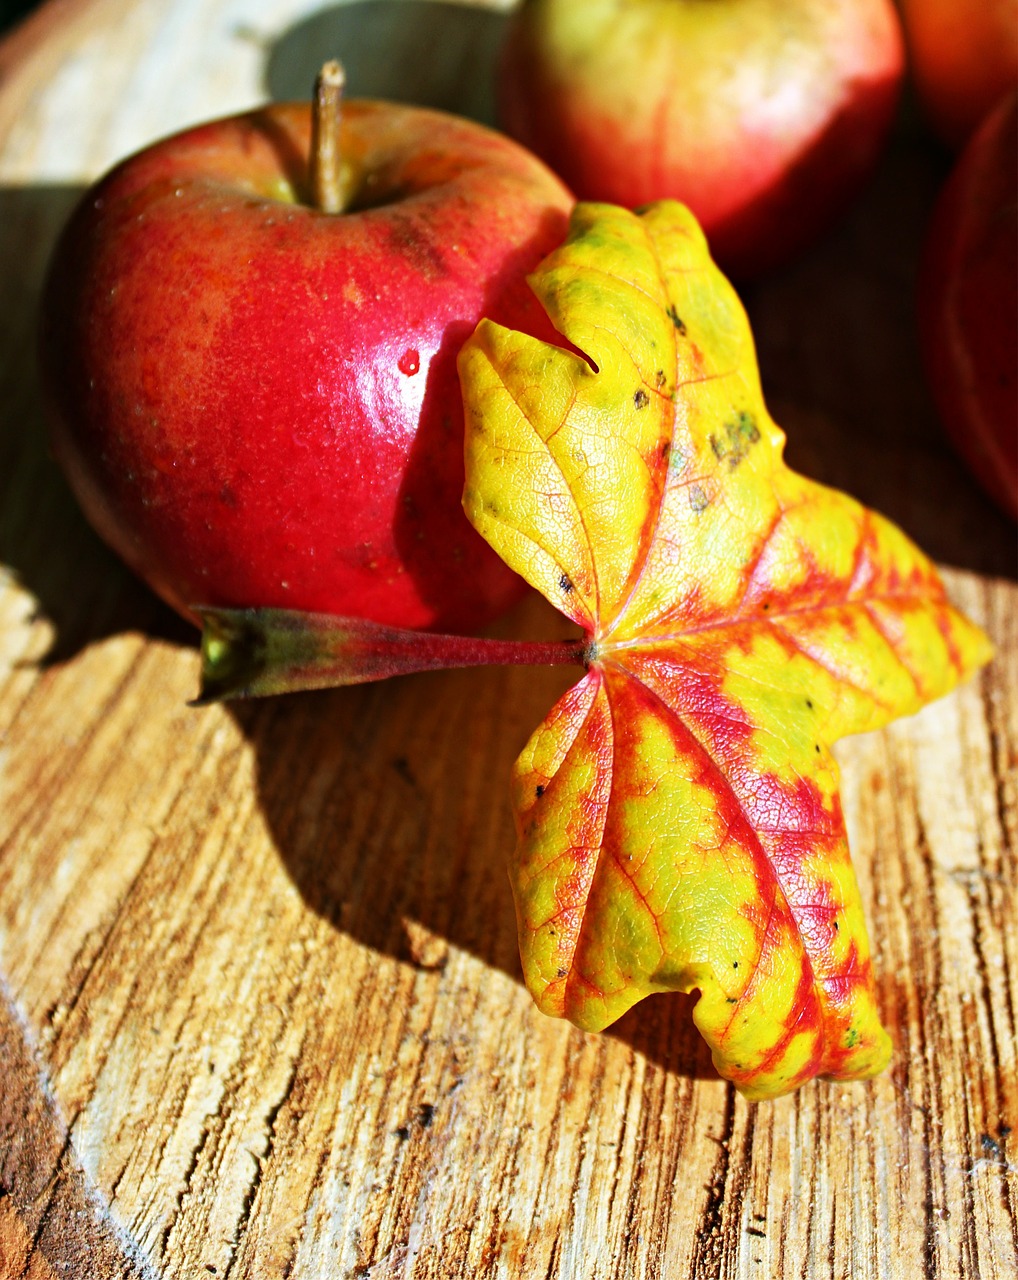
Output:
[
  {"xmin": 0, "ymin": 182, "xmax": 193, "ymax": 666},
  {"xmin": 226, "ymin": 643, "xmax": 721, "ymax": 1086},
  {"xmin": 264, "ymin": 0, "xmax": 510, "ymax": 126}
]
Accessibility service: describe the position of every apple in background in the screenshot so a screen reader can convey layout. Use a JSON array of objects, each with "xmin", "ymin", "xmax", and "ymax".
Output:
[
  {"xmin": 899, "ymin": 0, "xmax": 1018, "ymax": 148},
  {"xmin": 497, "ymin": 0, "xmax": 904, "ymax": 279},
  {"xmin": 917, "ymin": 91, "xmax": 1017, "ymax": 522},
  {"xmin": 39, "ymin": 72, "xmax": 573, "ymax": 633}
]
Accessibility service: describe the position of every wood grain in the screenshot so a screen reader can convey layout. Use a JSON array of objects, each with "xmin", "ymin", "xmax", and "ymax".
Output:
[{"xmin": 0, "ymin": 2, "xmax": 1015, "ymax": 1277}]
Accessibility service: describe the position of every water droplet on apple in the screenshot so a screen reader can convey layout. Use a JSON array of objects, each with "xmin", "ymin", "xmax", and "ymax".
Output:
[{"xmin": 398, "ymin": 348, "xmax": 420, "ymax": 376}]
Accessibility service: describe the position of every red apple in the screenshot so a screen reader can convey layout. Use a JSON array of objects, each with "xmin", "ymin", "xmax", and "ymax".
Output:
[
  {"xmin": 899, "ymin": 0, "xmax": 1018, "ymax": 148},
  {"xmin": 497, "ymin": 0, "xmax": 904, "ymax": 278},
  {"xmin": 917, "ymin": 91, "xmax": 1018, "ymax": 521},
  {"xmin": 39, "ymin": 79, "xmax": 573, "ymax": 632}
]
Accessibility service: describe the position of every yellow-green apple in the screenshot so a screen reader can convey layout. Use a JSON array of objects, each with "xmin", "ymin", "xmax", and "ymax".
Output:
[
  {"xmin": 917, "ymin": 91, "xmax": 1017, "ymax": 521},
  {"xmin": 497, "ymin": 0, "xmax": 904, "ymax": 278},
  {"xmin": 39, "ymin": 76, "xmax": 573, "ymax": 631},
  {"xmin": 899, "ymin": 0, "xmax": 1018, "ymax": 148}
]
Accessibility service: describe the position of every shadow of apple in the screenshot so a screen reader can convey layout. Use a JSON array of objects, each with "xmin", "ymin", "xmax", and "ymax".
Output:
[
  {"xmin": 0, "ymin": 182, "xmax": 191, "ymax": 666},
  {"xmin": 265, "ymin": 0, "xmax": 509, "ymax": 126},
  {"xmin": 225, "ymin": 620, "xmax": 722, "ymax": 1083}
]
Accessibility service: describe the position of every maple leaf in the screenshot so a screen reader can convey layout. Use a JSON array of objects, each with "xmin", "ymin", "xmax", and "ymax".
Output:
[{"xmin": 458, "ymin": 200, "xmax": 992, "ymax": 1099}]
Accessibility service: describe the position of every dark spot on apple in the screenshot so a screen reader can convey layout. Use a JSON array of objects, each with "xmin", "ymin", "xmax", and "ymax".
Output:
[
  {"xmin": 833, "ymin": 920, "xmax": 839, "ymax": 931},
  {"xmin": 689, "ymin": 484, "xmax": 708, "ymax": 513},
  {"xmin": 557, "ymin": 967, "xmax": 567, "ymax": 978},
  {"xmin": 395, "ymin": 1125, "xmax": 410, "ymax": 1141},
  {"xmin": 805, "ymin": 698, "xmax": 814, "ymax": 710},
  {"xmin": 733, "ymin": 961, "xmax": 739, "ymax": 968},
  {"xmin": 219, "ymin": 483, "xmax": 238, "ymax": 509},
  {"xmin": 634, "ymin": 388, "xmax": 650, "ymax": 409},
  {"xmin": 535, "ymin": 784, "xmax": 545, "ymax": 798},
  {"xmin": 559, "ymin": 573, "xmax": 574, "ymax": 593},
  {"xmin": 727, "ymin": 997, "xmax": 737, "ymax": 1004},
  {"xmin": 655, "ymin": 370, "xmax": 667, "ymax": 388},
  {"xmin": 710, "ymin": 434, "xmax": 726, "ymax": 460},
  {"xmin": 666, "ymin": 305, "xmax": 687, "ymax": 335},
  {"xmin": 418, "ymin": 1102, "xmax": 435, "ymax": 1129},
  {"xmin": 660, "ymin": 440, "xmax": 670, "ymax": 462},
  {"xmin": 383, "ymin": 212, "xmax": 447, "ymax": 279}
]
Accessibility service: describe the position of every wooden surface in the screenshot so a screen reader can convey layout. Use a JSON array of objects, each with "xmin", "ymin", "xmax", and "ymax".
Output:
[{"xmin": 1, "ymin": 2, "xmax": 1016, "ymax": 1277}]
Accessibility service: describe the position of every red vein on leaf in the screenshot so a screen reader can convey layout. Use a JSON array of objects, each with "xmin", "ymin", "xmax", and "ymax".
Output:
[
  {"xmin": 735, "ymin": 977, "xmax": 822, "ymax": 1086},
  {"xmin": 729, "ymin": 499, "xmax": 792, "ymax": 618},
  {"xmin": 766, "ymin": 616, "xmax": 900, "ymax": 718},
  {"xmin": 560, "ymin": 677, "xmax": 624, "ymax": 1011},
  {"xmin": 590, "ymin": 230, "xmax": 680, "ymax": 639},
  {"xmin": 846, "ymin": 508, "xmax": 875, "ymax": 596},
  {"xmin": 524, "ymin": 671, "xmax": 614, "ymax": 1001},
  {"xmin": 606, "ymin": 586, "xmax": 955, "ymax": 655},
  {"xmin": 860, "ymin": 600, "xmax": 926, "ymax": 698},
  {"xmin": 600, "ymin": 655, "xmax": 821, "ymax": 1038},
  {"xmin": 601, "ymin": 674, "xmax": 668, "ymax": 952},
  {"xmin": 488, "ymin": 355, "xmax": 601, "ymax": 622}
]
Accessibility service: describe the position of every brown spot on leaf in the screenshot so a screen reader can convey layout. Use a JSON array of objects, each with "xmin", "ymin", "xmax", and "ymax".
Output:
[
  {"xmin": 720, "ymin": 411, "xmax": 761, "ymax": 468},
  {"xmin": 689, "ymin": 484, "xmax": 708, "ymax": 513}
]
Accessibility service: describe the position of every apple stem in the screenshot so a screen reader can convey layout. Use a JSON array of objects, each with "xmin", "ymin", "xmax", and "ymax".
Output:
[
  {"xmin": 191, "ymin": 606, "xmax": 590, "ymax": 705},
  {"xmin": 310, "ymin": 59, "xmax": 345, "ymax": 214}
]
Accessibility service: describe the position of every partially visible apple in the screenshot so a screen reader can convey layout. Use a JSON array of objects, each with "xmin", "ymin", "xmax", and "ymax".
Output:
[
  {"xmin": 899, "ymin": 0, "xmax": 1018, "ymax": 148},
  {"xmin": 39, "ymin": 72, "xmax": 573, "ymax": 632},
  {"xmin": 917, "ymin": 91, "xmax": 1017, "ymax": 521},
  {"xmin": 497, "ymin": 0, "xmax": 904, "ymax": 278}
]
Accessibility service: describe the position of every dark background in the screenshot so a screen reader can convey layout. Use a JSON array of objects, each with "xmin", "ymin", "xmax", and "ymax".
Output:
[{"xmin": 1, "ymin": 0, "xmax": 35, "ymax": 33}]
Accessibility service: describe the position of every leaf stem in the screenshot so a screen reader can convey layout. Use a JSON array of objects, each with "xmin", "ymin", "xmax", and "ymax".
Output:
[
  {"xmin": 192, "ymin": 606, "xmax": 589, "ymax": 704},
  {"xmin": 309, "ymin": 59, "xmax": 345, "ymax": 214}
]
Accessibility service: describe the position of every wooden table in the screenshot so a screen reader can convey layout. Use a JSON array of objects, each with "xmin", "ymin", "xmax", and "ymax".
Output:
[{"xmin": 1, "ymin": 2, "xmax": 1015, "ymax": 1276}]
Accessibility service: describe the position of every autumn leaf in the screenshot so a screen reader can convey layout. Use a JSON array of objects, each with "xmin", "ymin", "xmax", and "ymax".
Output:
[{"xmin": 458, "ymin": 200, "xmax": 992, "ymax": 1100}]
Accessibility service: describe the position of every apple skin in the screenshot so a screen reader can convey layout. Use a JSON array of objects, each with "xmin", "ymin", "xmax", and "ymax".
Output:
[
  {"xmin": 917, "ymin": 91, "xmax": 1018, "ymax": 522},
  {"xmin": 497, "ymin": 0, "xmax": 904, "ymax": 278},
  {"xmin": 899, "ymin": 0, "xmax": 1018, "ymax": 148},
  {"xmin": 39, "ymin": 101, "xmax": 573, "ymax": 631}
]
